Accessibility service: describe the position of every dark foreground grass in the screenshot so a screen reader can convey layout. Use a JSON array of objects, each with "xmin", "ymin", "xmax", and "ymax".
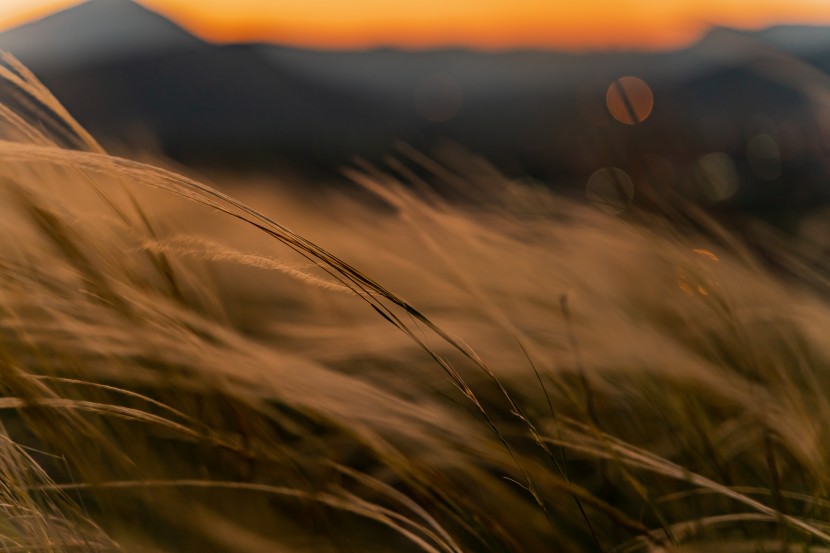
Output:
[{"xmin": 0, "ymin": 54, "xmax": 828, "ymax": 551}]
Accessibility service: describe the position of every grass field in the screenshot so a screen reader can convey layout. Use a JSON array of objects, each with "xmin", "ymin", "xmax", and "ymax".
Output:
[{"xmin": 0, "ymin": 54, "xmax": 829, "ymax": 552}]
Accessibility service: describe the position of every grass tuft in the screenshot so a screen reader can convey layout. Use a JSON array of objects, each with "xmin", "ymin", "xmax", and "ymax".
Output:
[{"xmin": 0, "ymin": 54, "xmax": 827, "ymax": 551}]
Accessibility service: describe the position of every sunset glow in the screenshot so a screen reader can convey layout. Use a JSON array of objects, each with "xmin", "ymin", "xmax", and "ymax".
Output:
[
  {"xmin": 0, "ymin": 0, "xmax": 82, "ymax": 32},
  {"xmin": 2, "ymin": 0, "xmax": 830, "ymax": 50}
]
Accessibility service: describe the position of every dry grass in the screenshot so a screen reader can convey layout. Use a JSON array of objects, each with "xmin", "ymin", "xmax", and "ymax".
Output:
[{"xmin": 0, "ymin": 53, "xmax": 828, "ymax": 551}]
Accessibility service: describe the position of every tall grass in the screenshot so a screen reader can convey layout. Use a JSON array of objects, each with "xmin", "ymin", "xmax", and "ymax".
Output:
[{"xmin": 0, "ymin": 53, "xmax": 828, "ymax": 551}]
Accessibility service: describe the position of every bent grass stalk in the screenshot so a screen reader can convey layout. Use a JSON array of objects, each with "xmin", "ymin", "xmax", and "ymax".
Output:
[{"xmin": 0, "ymin": 53, "xmax": 827, "ymax": 551}]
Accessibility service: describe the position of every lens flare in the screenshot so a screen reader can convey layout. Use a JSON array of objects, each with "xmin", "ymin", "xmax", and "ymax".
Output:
[
  {"xmin": 586, "ymin": 167, "xmax": 634, "ymax": 214},
  {"xmin": 606, "ymin": 76, "xmax": 653, "ymax": 125},
  {"xmin": 694, "ymin": 152, "xmax": 739, "ymax": 203},
  {"xmin": 746, "ymin": 133, "xmax": 781, "ymax": 181}
]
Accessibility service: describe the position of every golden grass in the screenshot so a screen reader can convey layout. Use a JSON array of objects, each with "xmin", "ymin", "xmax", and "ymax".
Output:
[{"xmin": 0, "ymin": 53, "xmax": 827, "ymax": 551}]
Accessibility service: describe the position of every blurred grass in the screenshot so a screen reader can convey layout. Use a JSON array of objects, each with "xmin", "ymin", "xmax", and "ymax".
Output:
[{"xmin": 0, "ymin": 53, "xmax": 827, "ymax": 551}]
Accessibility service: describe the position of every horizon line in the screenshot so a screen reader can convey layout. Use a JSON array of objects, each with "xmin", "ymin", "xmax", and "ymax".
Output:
[{"xmin": 2, "ymin": 0, "xmax": 830, "ymax": 53}]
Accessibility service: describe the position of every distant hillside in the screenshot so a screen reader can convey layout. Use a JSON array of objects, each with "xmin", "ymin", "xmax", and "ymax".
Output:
[
  {"xmin": 2, "ymin": 0, "xmax": 830, "ymax": 214},
  {"xmin": 0, "ymin": 0, "xmax": 204, "ymax": 68}
]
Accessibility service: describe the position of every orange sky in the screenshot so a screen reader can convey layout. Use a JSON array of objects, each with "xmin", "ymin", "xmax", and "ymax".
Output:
[{"xmin": 2, "ymin": 0, "xmax": 830, "ymax": 50}]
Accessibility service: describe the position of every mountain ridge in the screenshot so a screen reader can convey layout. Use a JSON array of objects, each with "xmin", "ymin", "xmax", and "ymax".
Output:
[
  {"xmin": 4, "ymin": 0, "xmax": 830, "ymax": 61},
  {"xmin": 0, "ymin": 0, "xmax": 204, "ymax": 69}
]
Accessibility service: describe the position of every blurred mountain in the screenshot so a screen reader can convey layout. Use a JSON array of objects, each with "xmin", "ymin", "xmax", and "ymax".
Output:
[
  {"xmin": 753, "ymin": 25, "xmax": 830, "ymax": 56},
  {"xmin": 1, "ymin": 0, "xmax": 830, "ymax": 214},
  {"xmin": 0, "ymin": 0, "xmax": 203, "ymax": 69}
]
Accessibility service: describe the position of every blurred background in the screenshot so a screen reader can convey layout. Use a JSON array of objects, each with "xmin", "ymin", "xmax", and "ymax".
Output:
[{"xmin": 2, "ymin": 0, "xmax": 830, "ymax": 220}]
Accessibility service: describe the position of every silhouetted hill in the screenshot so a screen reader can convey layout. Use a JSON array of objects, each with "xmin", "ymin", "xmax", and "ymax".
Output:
[{"xmin": 0, "ymin": 0, "xmax": 204, "ymax": 69}]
